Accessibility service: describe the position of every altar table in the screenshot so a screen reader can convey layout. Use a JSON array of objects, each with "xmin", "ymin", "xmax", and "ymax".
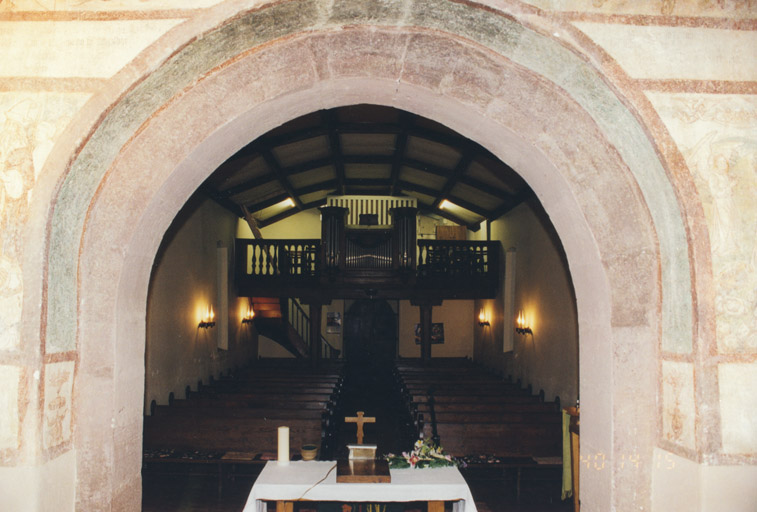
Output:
[{"xmin": 243, "ymin": 461, "xmax": 478, "ymax": 512}]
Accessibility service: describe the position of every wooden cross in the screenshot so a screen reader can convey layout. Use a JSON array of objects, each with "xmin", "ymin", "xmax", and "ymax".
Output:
[{"xmin": 345, "ymin": 411, "xmax": 375, "ymax": 445}]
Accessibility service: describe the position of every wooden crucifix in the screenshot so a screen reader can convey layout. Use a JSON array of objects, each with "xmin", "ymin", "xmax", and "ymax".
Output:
[{"xmin": 345, "ymin": 411, "xmax": 375, "ymax": 445}]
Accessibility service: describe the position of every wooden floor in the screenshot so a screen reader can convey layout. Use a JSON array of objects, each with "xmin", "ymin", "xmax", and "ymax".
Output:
[{"xmin": 142, "ymin": 361, "xmax": 571, "ymax": 512}]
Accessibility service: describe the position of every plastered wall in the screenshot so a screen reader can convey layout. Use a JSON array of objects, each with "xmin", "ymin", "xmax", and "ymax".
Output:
[
  {"xmin": 145, "ymin": 194, "xmax": 257, "ymax": 413},
  {"xmin": 473, "ymin": 201, "xmax": 578, "ymax": 405},
  {"xmin": 398, "ymin": 300, "xmax": 475, "ymax": 359}
]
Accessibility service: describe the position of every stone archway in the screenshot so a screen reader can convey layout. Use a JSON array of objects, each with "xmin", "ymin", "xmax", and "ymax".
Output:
[{"xmin": 35, "ymin": 2, "xmax": 707, "ymax": 510}]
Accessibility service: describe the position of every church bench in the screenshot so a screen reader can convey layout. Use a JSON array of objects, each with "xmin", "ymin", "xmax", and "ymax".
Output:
[
  {"xmin": 410, "ymin": 400, "xmax": 560, "ymax": 433},
  {"xmin": 208, "ymin": 381, "xmax": 339, "ymax": 394},
  {"xmin": 392, "ymin": 359, "xmax": 563, "ymax": 502},
  {"xmin": 395, "ymin": 371, "xmax": 497, "ymax": 380},
  {"xmin": 171, "ymin": 396, "xmax": 332, "ymax": 411},
  {"xmin": 408, "ymin": 393, "xmax": 542, "ymax": 405},
  {"xmin": 247, "ymin": 358, "xmax": 345, "ymax": 371},
  {"xmin": 228, "ymin": 369, "xmax": 343, "ymax": 379},
  {"xmin": 192, "ymin": 390, "xmax": 337, "ymax": 402},
  {"xmin": 421, "ymin": 410, "xmax": 560, "ymax": 425},
  {"xmin": 143, "ymin": 416, "xmax": 325, "ymax": 454},
  {"xmin": 401, "ymin": 383, "xmax": 528, "ymax": 396},
  {"xmin": 213, "ymin": 372, "xmax": 342, "ymax": 383},
  {"xmin": 413, "ymin": 400, "xmax": 559, "ymax": 416},
  {"xmin": 427, "ymin": 421, "xmax": 561, "ymax": 459},
  {"xmin": 394, "ymin": 357, "xmax": 474, "ymax": 368},
  {"xmin": 151, "ymin": 404, "xmax": 331, "ymax": 422},
  {"xmin": 395, "ymin": 371, "xmax": 502, "ymax": 382}
]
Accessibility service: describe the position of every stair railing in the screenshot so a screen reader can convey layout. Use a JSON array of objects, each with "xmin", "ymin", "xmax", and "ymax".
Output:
[{"xmin": 288, "ymin": 298, "xmax": 342, "ymax": 359}]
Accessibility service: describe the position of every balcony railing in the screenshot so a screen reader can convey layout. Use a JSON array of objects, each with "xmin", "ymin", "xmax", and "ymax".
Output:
[
  {"xmin": 235, "ymin": 237, "xmax": 499, "ymax": 299},
  {"xmin": 417, "ymin": 240, "xmax": 493, "ymax": 278},
  {"xmin": 238, "ymin": 239, "xmax": 319, "ymax": 280}
]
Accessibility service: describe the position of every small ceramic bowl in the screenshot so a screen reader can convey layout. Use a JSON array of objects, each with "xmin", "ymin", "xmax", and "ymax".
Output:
[{"xmin": 301, "ymin": 444, "xmax": 318, "ymax": 461}]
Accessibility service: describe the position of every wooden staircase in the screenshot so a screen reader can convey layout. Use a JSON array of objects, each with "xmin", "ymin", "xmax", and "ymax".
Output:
[{"xmin": 251, "ymin": 297, "xmax": 309, "ymax": 357}]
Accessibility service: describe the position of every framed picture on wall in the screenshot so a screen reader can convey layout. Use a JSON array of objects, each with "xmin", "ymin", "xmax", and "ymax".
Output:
[
  {"xmin": 414, "ymin": 323, "xmax": 444, "ymax": 344},
  {"xmin": 326, "ymin": 312, "xmax": 342, "ymax": 334}
]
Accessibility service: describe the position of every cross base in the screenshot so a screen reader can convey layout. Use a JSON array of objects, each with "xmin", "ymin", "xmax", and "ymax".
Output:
[{"xmin": 347, "ymin": 444, "xmax": 377, "ymax": 460}]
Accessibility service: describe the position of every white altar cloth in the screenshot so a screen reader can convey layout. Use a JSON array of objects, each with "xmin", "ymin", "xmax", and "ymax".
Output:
[{"xmin": 243, "ymin": 461, "xmax": 478, "ymax": 512}]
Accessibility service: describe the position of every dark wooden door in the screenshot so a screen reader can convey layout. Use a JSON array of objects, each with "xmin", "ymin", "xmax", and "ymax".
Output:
[{"xmin": 344, "ymin": 300, "xmax": 397, "ymax": 364}]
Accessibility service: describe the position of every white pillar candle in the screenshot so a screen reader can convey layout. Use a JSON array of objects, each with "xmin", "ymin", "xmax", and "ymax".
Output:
[{"xmin": 277, "ymin": 426, "xmax": 290, "ymax": 465}]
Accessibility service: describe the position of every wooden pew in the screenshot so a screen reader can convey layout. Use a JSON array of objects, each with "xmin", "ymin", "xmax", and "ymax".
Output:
[
  {"xmin": 393, "ymin": 359, "xmax": 561, "ymax": 458},
  {"xmin": 171, "ymin": 396, "xmax": 331, "ymax": 411},
  {"xmin": 427, "ymin": 410, "xmax": 561, "ymax": 425},
  {"xmin": 143, "ymin": 416, "xmax": 324, "ymax": 454},
  {"xmin": 143, "ymin": 362, "xmax": 346, "ymax": 493},
  {"xmin": 193, "ymin": 390, "xmax": 336, "ymax": 403},
  {"xmin": 426, "ymin": 421, "xmax": 561, "ymax": 458},
  {"xmin": 414, "ymin": 401, "xmax": 559, "ymax": 415},
  {"xmin": 151, "ymin": 405, "xmax": 329, "ymax": 422},
  {"xmin": 410, "ymin": 393, "xmax": 541, "ymax": 404}
]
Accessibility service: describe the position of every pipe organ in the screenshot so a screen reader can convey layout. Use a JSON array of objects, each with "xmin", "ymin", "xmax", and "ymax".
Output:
[{"xmin": 321, "ymin": 197, "xmax": 418, "ymax": 273}]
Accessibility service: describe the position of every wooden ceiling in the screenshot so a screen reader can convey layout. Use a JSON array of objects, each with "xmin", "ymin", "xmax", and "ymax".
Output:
[{"xmin": 202, "ymin": 104, "xmax": 532, "ymax": 230}]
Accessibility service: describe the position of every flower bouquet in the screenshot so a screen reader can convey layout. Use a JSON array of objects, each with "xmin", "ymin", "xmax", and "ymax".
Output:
[{"xmin": 385, "ymin": 438, "xmax": 463, "ymax": 469}]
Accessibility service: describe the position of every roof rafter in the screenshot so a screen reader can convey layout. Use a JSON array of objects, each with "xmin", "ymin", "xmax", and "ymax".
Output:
[
  {"xmin": 260, "ymin": 148, "xmax": 304, "ymax": 210},
  {"xmin": 324, "ymin": 110, "xmax": 346, "ymax": 194},
  {"xmin": 395, "ymin": 180, "xmax": 490, "ymax": 219},
  {"xmin": 201, "ymin": 105, "xmax": 532, "ymax": 229},
  {"xmin": 416, "ymin": 204, "xmax": 480, "ymax": 231},
  {"xmin": 431, "ymin": 148, "xmax": 474, "ymax": 210},
  {"xmin": 258, "ymin": 198, "xmax": 329, "ymax": 227}
]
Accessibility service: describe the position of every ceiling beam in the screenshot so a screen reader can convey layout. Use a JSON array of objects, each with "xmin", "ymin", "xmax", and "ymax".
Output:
[
  {"xmin": 292, "ymin": 179, "xmax": 339, "ymax": 197},
  {"xmin": 217, "ymin": 171, "xmax": 279, "ymax": 199},
  {"xmin": 260, "ymin": 148, "xmax": 304, "ymax": 210},
  {"xmin": 457, "ymin": 174, "xmax": 518, "ymax": 197},
  {"xmin": 402, "ymin": 157, "xmax": 454, "ymax": 178},
  {"xmin": 390, "ymin": 111, "xmax": 412, "ymax": 195},
  {"xmin": 395, "ymin": 180, "xmax": 491, "ymax": 219},
  {"xmin": 489, "ymin": 190, "xmax": 534, "ymax": 220},
  {"xmin": 258, "ymin": 198, "xmax": 329, "ymax": 227},
  {"xmin": 218, "ymin": 155, "xmax": 514, "ymax": 204},
  {"xmin": 243, "ymin": 192, "xmax": 293, "ymax": 213},
  {"xmin": 416, "ymin": 204, "xmax": 481, "ymax": 231},
  {"xmin": 200, "ymin": 184, "xmax": 244, "ymax": 217},
  {"xmin": 334, "ymin": 121, "xmax": 470, "ymax": 154},
  {"xmin": 259, "ymin": 125, "xmax": 329, "ymax": 148},
  {"xmin": 324, "ymin": 110, "xmax": 346, "ymax": 195},
  {"xmin": 431, "ymin": 149, "xmax": 474, "ymax": 210}
]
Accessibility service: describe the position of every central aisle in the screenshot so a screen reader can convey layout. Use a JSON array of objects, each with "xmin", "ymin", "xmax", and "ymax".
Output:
[{"xmin": 331, "ymin": 361, "xmax": 414, "ymax": 459}]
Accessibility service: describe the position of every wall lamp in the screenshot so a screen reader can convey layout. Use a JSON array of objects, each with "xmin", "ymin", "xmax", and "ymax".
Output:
[
  {"xmin": 199, "ymin": 307, "xmax": 216, "ymax": 329},
  {"xmin": 478, "ymin": 309, "xmax": 490, "ymax": 327},
  {"xmin": 515, "ymin": 311, "xmax": 532, "ymax": 335},
  {"xmin": 242, "ymin": 305, "xmax": 255, "ymax": 325}
]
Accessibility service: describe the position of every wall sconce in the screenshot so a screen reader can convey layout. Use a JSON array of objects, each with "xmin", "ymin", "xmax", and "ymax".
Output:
[
  {"xmin": 242, "ymin": 305, "xmax": 255, "ymax": 325},
  {"xmin": 478, "ymin": 309, "xmax": 490, "ymax": 327},
  {"xmin": 515, "ymin": 311, "xmax": 532, "ymax": 335},
  {"xmin": 199, "ymin": 307, "xmax": 216, "ymax": 329}
]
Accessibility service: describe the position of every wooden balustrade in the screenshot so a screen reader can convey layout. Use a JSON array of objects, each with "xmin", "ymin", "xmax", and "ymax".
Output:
[
  {"xmin": 417, "ymin": 240, "xmax": 495, "ymax": 278},
  {"xmin": 237, "ymin": 239, "xmax": 319, "ymax": 280},
  {"xmin": 235, "ymin": 238, "xmax": 499, "ymax": 300}
]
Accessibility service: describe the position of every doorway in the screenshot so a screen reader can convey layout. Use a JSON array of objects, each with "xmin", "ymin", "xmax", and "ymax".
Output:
[{"xmin": 344, "ymin": 299, "xmax": 398, "ymax": 365}]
